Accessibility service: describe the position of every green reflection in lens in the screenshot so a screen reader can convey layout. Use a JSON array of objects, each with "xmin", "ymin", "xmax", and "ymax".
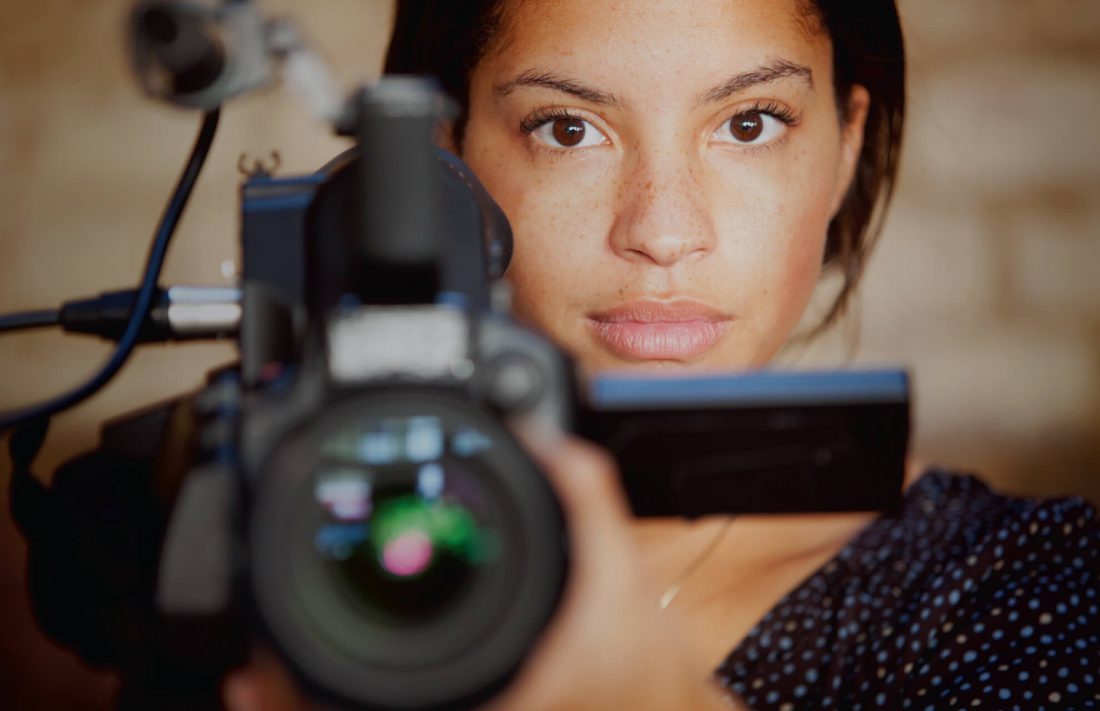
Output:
[{"xmin": 371, "ymin": 496, "xmax": 500, "ymax": 578}]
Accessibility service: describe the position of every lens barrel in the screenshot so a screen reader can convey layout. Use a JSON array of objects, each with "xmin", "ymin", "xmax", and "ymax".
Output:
[{"xmin": 249, "ymin": 390, "xmax": 566, "ymax": 710}]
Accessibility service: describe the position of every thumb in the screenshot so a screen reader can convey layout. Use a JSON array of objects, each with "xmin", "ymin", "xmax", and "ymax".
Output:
[
  {"xmin": 223, "ymin": 651, "xmax": 307, "ymax": 711},
  {"xmin": 513, "ymin": 426, "xmax": 633, "ymax": 545}
]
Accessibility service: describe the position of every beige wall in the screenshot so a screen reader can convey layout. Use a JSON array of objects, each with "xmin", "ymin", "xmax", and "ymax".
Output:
[
  {"xmin": 1, "ymin": 1, "xmax": 1098, "ymax": 707},
  {"xmin": 801, "ymin": 0, "xmax": 1100, "ymax": 503}
]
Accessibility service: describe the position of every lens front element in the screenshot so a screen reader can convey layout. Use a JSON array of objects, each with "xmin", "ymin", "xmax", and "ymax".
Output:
[
  {"xmin": 312, "ymin": 415, "xmax": 502, "ymax": 622},
  {"xmin": 250, "ymin": 392, "xmax": 566, "ymax": 710}
]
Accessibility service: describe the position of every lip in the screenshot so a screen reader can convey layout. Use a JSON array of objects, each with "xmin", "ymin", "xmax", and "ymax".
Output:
[{"xmin": 587, "ymin": 300, "xmax": 732, "ymax": 361}]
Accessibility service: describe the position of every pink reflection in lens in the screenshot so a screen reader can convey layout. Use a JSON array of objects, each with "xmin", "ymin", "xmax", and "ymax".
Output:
[{"xmin": 381, "ymin": 530, "xmax": 434, "ymax": 577}]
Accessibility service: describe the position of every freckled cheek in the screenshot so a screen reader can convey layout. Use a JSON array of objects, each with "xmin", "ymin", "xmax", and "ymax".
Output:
[
  {"xmin": 710, "ymin": 166, "xmax": 830, "ymax": 331},
  {"xmin": 758, "ymin": 198, "xmax": 832, "ymax": 339},
  {"xmin": 780, "ymin": 228, "xmax": 827, "ymax": 304},
  {"xmin": 488, "ymin": 178, "xmax": 612, "ymax": 333},
  {"xmin": 770, "ymin": 187, "xmax": 830, "ymax": 278},
  {"xmin": 457, "ymin": 129, "xmax": 599, "ymax": 335}
]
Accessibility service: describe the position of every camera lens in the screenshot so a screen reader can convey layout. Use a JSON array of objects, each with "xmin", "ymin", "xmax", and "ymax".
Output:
[{"xmin": 249, "ymin": 391, "xmax": 566, "ymax": 710}]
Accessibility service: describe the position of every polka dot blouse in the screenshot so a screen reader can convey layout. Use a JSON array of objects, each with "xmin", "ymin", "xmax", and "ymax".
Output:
[{"xmin": 715, "ymin": 470, "xmax": 1100, "ymax": 710}]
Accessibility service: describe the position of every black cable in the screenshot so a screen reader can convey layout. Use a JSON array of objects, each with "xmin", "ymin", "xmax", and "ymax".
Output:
[
  {"xmin": 0, "ymin": 309, "xmax": 60, "ymax": 334},
  {"xmin": 0, "ymin": 110, "xmax": 220, "ymax": 432}
]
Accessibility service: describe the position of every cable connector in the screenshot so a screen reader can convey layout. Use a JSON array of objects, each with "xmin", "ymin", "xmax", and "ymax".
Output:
[{"xmin": 59, "ymin": 286, "xmax": 241, "ymax": 342}]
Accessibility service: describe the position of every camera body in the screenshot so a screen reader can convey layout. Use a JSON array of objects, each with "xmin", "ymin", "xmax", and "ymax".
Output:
[
  {"xmin": 22, "ymin": 79, "xmax": 576, "ymax": 710},
  {"xmin": 161, "ymin": 81, "xmax": 575, "ymax": 709}
]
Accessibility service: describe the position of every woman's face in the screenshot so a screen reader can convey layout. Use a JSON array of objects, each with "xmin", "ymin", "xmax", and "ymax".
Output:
[{"xmin": 461, "ymin": 0, "xmax": 868, "ymax": 373}]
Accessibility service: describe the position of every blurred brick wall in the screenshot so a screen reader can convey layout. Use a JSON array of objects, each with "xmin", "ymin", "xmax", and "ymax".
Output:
[
  {"xmin": 786, "ymin": 0, "xmax": 1100, "ymax": 505},
  {"xmin": 1, "ymin": 0, "xmax": 1098, "ymax": 707}
]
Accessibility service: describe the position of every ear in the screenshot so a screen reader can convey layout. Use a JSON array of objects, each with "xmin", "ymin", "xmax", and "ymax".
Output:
[{"xmin": 830, "ymin": 84, "xmax": 871, "ymax": 218}]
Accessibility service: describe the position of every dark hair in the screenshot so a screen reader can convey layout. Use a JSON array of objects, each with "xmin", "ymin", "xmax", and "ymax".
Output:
[{"xmin": 384, "ymin": 0, "xmax": 905, "ymax": 333}]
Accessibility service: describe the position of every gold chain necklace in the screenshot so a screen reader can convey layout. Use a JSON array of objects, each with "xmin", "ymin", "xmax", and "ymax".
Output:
[{"xmin": 658, "ymin": 517, "xmax": 735, "ymax": 611}]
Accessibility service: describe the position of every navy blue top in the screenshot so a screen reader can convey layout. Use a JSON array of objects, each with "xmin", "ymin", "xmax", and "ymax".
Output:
[{"xmin": 715, "ymin": 471, "xmax": 1100, "ymax": 710}]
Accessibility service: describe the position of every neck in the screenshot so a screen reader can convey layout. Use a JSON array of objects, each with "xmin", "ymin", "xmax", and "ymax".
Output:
[{"xmin": 630, "ymin": 459, "xmax": 926, "ymax": 665}]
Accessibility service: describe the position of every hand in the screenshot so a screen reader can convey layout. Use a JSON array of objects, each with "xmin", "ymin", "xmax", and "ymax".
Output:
[
  {"xmin": 483, "ymin": 429, "xmax": 740, "ymax": 710},
  {"xmin": 223, "ymin": 431, "xmax": 744, "ymax": 711}
]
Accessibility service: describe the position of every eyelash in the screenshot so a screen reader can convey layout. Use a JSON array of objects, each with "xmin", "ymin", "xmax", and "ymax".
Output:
[
  {"xmin": 734, "ymin": 100, "xmax": 801, "ymax": 128},
  {"xmin": 521, "ymin": 107, "xmax": 572, "ymax": 132},
  {"xmin": 713, "ymin": 100, "xmax": 802, "ymax": 153},
  {"xmin": 520, "ymin": 107, "xmax": 585, "ymax": 135}
]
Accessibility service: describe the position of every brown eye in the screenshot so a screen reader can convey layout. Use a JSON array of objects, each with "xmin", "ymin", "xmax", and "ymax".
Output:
[
  {"xmin": 552, "ymin": 118, "xmax": 587, "ymax": 147},
  {"xmin": 729, "ymin": 112, "xmax": 764, "ymax": 142},
  {"xmin": 712, "ymin": 109, "xmax": 789, "ymax": 147},
  {"xmin": 529, "ymin": 114, "xmax": 608, "ymax": 150}
]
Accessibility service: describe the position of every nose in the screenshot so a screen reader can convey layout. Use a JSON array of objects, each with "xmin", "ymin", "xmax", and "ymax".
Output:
[{"xmin": 608, "ymin": 152, "xmax": 717, "ymax": 267}]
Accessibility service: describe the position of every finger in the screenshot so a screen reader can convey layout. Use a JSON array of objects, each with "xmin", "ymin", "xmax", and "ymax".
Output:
[
  {"xmin": 513, "ymin": 425, "xmax": 633, "ymax": 530},
  {"xmin": 223, "ymin": 651, "xmax": 307, "ymax": 711},
  {"xmin": 512, "ymin": 427, "xmax": 645, "ymax": 608}
]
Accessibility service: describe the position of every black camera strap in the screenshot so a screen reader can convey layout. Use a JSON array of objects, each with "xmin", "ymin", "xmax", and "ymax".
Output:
[
  {"xmin": 8, "ymin": 419, "xmax": 52, "ymax": 545},
  {"xmin": 9, "ymin": 415, "xmax": 235, "ymax": 709}
]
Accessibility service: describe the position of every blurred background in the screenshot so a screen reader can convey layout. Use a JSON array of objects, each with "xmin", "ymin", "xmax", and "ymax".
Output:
[{"xmin": 1, "ymin": 0, "xmax": 1098, "ymax": 707}]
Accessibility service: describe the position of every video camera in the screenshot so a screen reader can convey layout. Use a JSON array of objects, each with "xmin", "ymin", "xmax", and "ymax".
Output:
[{"xmin": 4, "ymin": 2, "xmax": 909, "ymax": 709}]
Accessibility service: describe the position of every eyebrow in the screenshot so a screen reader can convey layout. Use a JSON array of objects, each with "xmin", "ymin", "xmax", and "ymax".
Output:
[
  {"xmin": 493, "ymin": 58, "xmax": 813, "ymax": 109},
  {"xmin": 494, "ymin": 70, "xmax": 623, "ymax": 107},
  {"xmin": 700, "ymin": 60, "xmax": 814, "ymax": 104}
]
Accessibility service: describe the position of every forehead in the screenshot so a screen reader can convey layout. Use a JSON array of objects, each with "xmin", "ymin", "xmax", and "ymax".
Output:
[{"xmin": 483, "ymin": 0, "xmax": 830, "ymax": 96}]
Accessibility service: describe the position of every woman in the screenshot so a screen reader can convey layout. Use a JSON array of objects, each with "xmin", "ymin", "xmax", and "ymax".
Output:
[{"xmin": 226, "ymin": 1, "xmax": 1099, "ymax": 708}]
